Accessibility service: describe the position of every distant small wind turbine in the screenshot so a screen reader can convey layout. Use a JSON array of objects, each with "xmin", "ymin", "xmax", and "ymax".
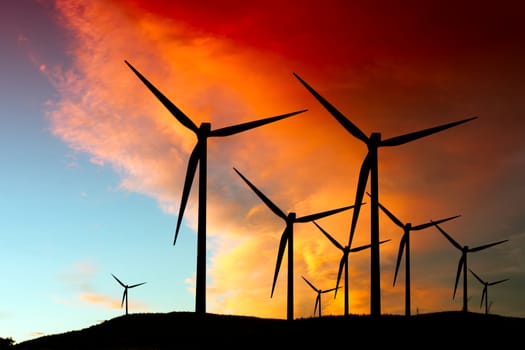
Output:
[
  {"xmin": 468, "ymin": 268, "xmax": 509, "ymax": 315},
  {"xmin": 125, "ymin": 60, "xmax": 306, "ymax": 314},
  {"xmin": 301, "ymin": 276, "xmax": 340, "ymax": 317},
  {"xmin": 432, "ymin": 222, "xmax": 508, "ymax": 312},
  {"xmin": 312, "ymin": 220, "xmax": 390, "ymax": 316},
  {"xmin": 372, "ymin": 192, "xmax": 460, "ymax": 316},
  {"xmin": 234, "ymin": 167, "xmax": 356, "ymax": 321},
  {"xmin": 294, "ymin": 72, "xmax": 477, "ymax": 316},
  {"xmin": 111, "ymin": 273, "xmax": 146, "ymax": 316}
]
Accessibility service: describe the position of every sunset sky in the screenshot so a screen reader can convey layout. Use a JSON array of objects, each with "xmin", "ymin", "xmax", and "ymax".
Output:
[{"xmin": 1, "ymin": 0, "xmax": 524, "ymax": 343}]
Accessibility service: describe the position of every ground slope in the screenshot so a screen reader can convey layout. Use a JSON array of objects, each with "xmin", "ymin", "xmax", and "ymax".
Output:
[{"xmin": 13, "ymin": 311, "xmax": 525, "ymax": 349}]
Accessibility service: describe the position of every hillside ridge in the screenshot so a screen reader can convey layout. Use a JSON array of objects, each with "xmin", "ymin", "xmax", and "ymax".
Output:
[{"xmin": 13, "ymin": 311, "xmax": 525, "ymax": 349}]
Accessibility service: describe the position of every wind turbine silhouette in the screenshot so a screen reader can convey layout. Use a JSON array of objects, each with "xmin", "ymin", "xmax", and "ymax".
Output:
[
  {"xmin": 301, "ymin": 275, "xmax": 340, "ymax": 318},
  {"xmin": 312, "ymin": 220, "xmax": 390, "ymax": 316},
  {"xmin": 125, "ymin": 60, "xmax": 307, "ymax": 314},
  {"xmin": 233, "ymin": 167, "xmax": 356, "ymax": 321},
  {"xmin": 293, "ymin": 72, "xmax": 477, "ymax": 316},
  {"xmin": 111, "ymin": 273, "xmax": 146, "ymax": 316},
  {"xmin": 468, "ymin": 268, "xmax": 509, "ymax": 315},
  {"xmin": 432, "ymin": 222, "xmax": 508, "ymax": 312},
  {"xmin": 371, "ymin": 192, "xmax": 461, "ymax": 316}
]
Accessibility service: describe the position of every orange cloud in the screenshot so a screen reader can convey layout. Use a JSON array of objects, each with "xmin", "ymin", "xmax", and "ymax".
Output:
[
  {"xmin": 79, "ymin": 292, "xmax": 122, "ymax": 310},
  {"xmin": 79, "ymin": 292, "xmax": 148, "ymax": 312}
]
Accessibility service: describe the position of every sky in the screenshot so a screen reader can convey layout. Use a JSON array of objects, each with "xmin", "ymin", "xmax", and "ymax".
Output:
[{"xmin": 1, "ymin": 0, "xmax": 524, "ymax": 343}]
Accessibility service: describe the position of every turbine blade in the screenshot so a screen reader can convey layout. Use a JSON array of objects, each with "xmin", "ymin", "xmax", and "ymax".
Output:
[
  {"xmin": 349, "ymin": 238, "xmax": 390, "ymax": 253},
  {"xmin": 432, "ymin": 222, "xmax": 462, "ymax": 250},
  {"xmin": 453, "ymin": 255, "xmax": 465, "ymax": 299},
  {"xmin": 314, "ymin": 295, "xmax": 320, "ymax": 316},
  {"xmin": 413, "ymin": 215, "xmax": 461, "ymax": 231},
  {"xmin": 271, "ymin": 227, "xmax": 289, "ymax": 297},
  {"xmin": 469, "ymin": 239, "xmax": 508, "ymax": 252},
  {"xmin": 324, "ymin": 286, "xmax": 341, "ymax": 293},
  {"xmin": 334, "ymin": 255, "xmax": 346, "ymax": 299},
  {"xmin": 210, "ymin": 110, "xmax": 307, "ymax": 137},
  {"xmin": 302, "ymin": 276, "xmax": 318, "ymax": 292},
  {"xmin": 129, "ymin": 282, "xmax": 147, "ymax": 288},
  {"xmin": 111, "ymin": 274, "xmax": 126, "ymax": 288},
  {"xmin": 393, "ymin": 234, "xmax": 408, "ymax": 286},
  {"xmin": 349, "ymin": 243, "xmax": 373, "ymax": 253},
  {"xmin": 174, "ymin": 145, "xmax": 199, "ymax": 245},
  {"xmin": 370, "ymin": 193, "xmax": 404, "ymax": 228},
  {"xmin": 313, "ymin": 221, "xmax": 344, "ymax": 251},
  {"xmin": 489, "ymin": 278, "xmax": 509, "ymax": 286},
  {"xmin": 468, "ymin": 268, "xmax": 485, "ymax": 284},
  {"xmin": 121, "ymin": 289, "xmax": 127, "ymax": 308},
  {"xmin": 124, "ymin": 60, "xmax": 199, "ymax": 133},
  {"xmin": 293, "ymin": 73, "xmax": 369, "ymax": 143},
  {"xmin": 481, "ymin": 287, "xmax": 487, "ymax": 308},
  {"xmin": 233, "ymin": 168, "xmax": 287, "ymax": 220},
  {"xmin": 296, "ymin": 204, "xmax": 357, "ymax": 223},
  {"xmin": 379, "ymin": 117, "xmax": 478, "ymax": 147},
  {"xmin": 348, "ymin": 153, "xmax": 371, "ymax": 246}
]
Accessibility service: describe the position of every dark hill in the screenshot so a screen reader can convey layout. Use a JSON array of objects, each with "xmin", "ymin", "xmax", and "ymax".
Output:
[{"xmin": 13, "ymin": 311, "xmax": 525, "ymax": 349}]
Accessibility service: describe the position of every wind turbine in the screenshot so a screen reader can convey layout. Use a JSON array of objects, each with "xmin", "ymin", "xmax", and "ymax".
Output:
[
  {"xmin": 312, "ymin": 220, "xmax": 390, "ymax": 316},
  {"xmin": 233, "ymin": 167, "xmax": 356, "ymax": 321},
  {"xmin": 125, "ymin": 60, "xmax": 307, "ymax": 314},
  {"xmin": 293, "ymin": 72, "xmax": 477, "ymax": 316},
  {"xmin": 111, "ymin": 273, "xmax": 146, "ymax": 316},
  {"xmin": 468, "ymin": 268, "xmax": 509, "ymax": 315},
  {"xmin": 372, "ymin": 193, "xmax": 461, "ymax": 316},
  {"xmin": 432, "ymin": 222, "xmax": 508, "ymax": 312},
  {"xmin": 301, "ymin": 276, "xmax": 341, "ymax": 317}
]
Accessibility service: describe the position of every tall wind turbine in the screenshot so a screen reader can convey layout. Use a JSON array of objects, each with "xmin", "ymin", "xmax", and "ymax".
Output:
[
  {"xmin": 372, "ymin": 193, "xmax": 461, "ymax": 316},
  {"xmin": 468, "ymin": 268, "xmax": 509, "ymax": 315},
  {"xmin": 293, "ymin": 72, "xmax": 477, "ymax": 316},
  {"xmin": 312, "ymin": 221, "xmax": 390, "ymax": 316},
  {"xmin": 125, "ymin": 60, "xmax": 307, "ymax": 314},
  {"xmin": 234, "ymin": 167, "xmax": 356, "ymax": 321},
  {"xmin": 301, "ymin": 276, "xmax": 340, "ymax": 317},
  {"xmin": 111, "ymin": 273, "xmax": 146, "ymax": 316},
  {"xmin": 432, "ymin": 222, "xmax": 508, "ymax": 312}
]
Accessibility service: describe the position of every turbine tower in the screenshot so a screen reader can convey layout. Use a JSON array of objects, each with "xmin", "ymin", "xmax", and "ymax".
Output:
[
  {"xmin": 125, "ymin": 60, "xmax": 306, "ymax": 314},
  {"xmin": 294, "ymin": 72, "xmax": 477, "ymax": 316}
]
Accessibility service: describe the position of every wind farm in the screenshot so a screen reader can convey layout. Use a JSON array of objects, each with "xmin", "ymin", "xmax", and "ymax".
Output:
[
  {"xmin": 4, "ymin": 1, "xmax": 525, "ymax": 345},
  {"xmin": 6, "ymin": 64, "xmax": 518, "ymax": 346},
  {"xmin": 293, "ymin": 72, "xmax": 478, "ymax": 316},
  {"xmin": 7, "ymin": 66, "xmax": 520, "ymax": 347}
]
